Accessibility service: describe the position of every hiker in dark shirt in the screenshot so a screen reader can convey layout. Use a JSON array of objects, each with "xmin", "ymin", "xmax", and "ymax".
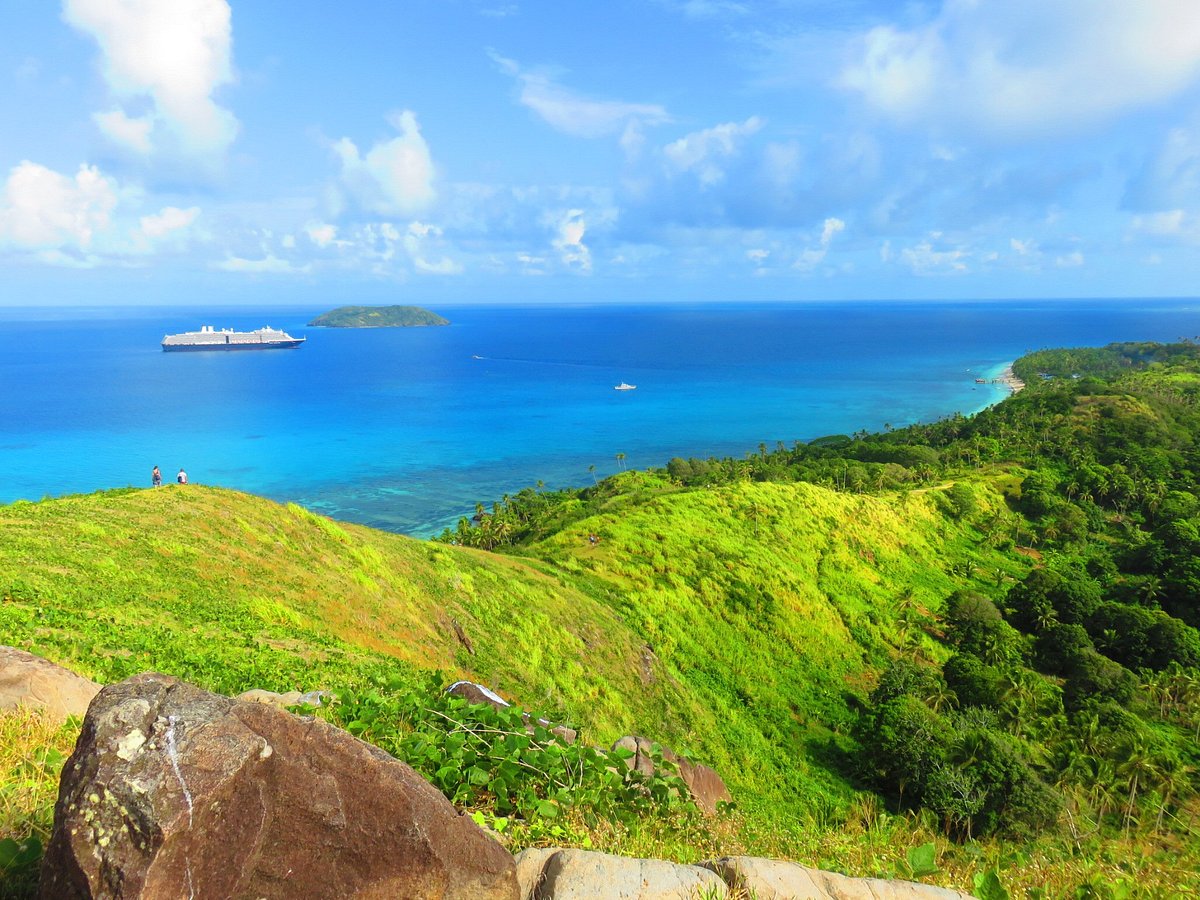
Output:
[{"xmin": 151, "ymin": 465, "xmax": 162, "ymax": 487}]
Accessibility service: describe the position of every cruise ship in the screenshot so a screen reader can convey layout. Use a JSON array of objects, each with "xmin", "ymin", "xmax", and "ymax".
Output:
[{"xmin": 161, "ymin": 325, "xmax": 306, "ymax": 352}]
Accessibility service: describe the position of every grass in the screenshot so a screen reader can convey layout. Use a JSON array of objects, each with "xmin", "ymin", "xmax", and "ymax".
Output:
[
  {"xmin": 2, "ymin": 481, "xmax": 1198, "ymax": 896},
  {"xmin": 0, "ymin": 708, "xmax": 76, "ymax": 897}
]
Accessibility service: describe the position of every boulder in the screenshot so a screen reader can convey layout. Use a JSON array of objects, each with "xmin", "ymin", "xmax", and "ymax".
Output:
[
  {"xmin": 0, "ymin": 646, "xmax": 101, "ymax": 720},
  {"xmin": 516, "ymin": 848, "xmax": 726, "ymax": 900},
  {"xmin": 701, "ymin": 857, "xmax": 977, "ymax": 900},
  {"xmin": 612, "ymin": 735, "xmax": 732, "ymax": 816},
  {"xmin": 446, "ymin": 681, "xmax": 578, "ymax": 745},
  {"xmin": 513, "ymin": 847, "xmax": 558, "ymax": 900},
  {"xmin": 40, "ymin": 673, "xmax": 519, "ymax": 899}
]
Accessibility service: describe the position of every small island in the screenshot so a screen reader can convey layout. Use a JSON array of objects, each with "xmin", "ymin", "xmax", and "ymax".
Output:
[{"xmin": 308, "ymin": 305, "xmax": 450, "ymax": 328}]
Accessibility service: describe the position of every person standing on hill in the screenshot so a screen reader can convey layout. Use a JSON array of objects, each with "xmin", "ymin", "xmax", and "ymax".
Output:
[
  {"xmin": 151, "ymin": 465, "xmax": 162, "ymax": 487},
  {"xmin": 177, "ymin": 468, "xmax": 188, "ymax": 484}
]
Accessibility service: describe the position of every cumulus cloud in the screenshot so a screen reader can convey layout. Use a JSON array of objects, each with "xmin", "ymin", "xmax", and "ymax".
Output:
[
  {"xmin": 550, "ymin": 209, "xmax": 591, "ymax": 271},
  {"xmin": 896, "ymin": 233, "xmax": 969, "ymax": 274},
  {"xmin": 93, "ymin": 109, "xmax": 154, "ymax": 155},
  {"xmin": 403, "ymin": 221, "xmax": 461, "ymax": 275},
  {"xmin": 333, "ymin": 111, "xmax": 437, "ymax": 216},
  {"xmin": 491, "ymin": 52, "xmax": 671, "ymax": 139},
  {"xmin": 0, "ymin": 161, "xmax": 117, "ymax": 251},
  {"xmin": 794, "ymin": 216, "xmax": 844, "ymax": 270},
  {"xmin": 663, "ymin": 117, "xmax": 763, "ymax": 186},
  {"xmin": 306, "ymin": 222, "xmax": 339, "ymax": 248},
  {"xmin": 140, "ymin": 205, "xmax": 199, "ymax": 239},
  {"xmin": 63, "ymin": 0, "xmax": 238, "ymax": 161},
  {"xmin": 840, "ymin": 0, "xmax": 1200, "ymax": 137},
  {"xmin": 1131, "ymin": 209, "xmax": 1200, "ymax": 244}
]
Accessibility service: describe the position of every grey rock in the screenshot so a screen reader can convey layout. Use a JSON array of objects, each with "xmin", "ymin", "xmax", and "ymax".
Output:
[
  {"xmin": 701, "ymin": 856, "xmax": 977, "ymax": 900},
  {"xmin": 520, "ymin": 848, "xmax": 726, "ymax": 900}
]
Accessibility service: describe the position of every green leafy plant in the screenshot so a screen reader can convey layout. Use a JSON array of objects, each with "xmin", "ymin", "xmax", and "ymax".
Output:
[
  {"xmin": 331, "ymin": 680, "xmax": 696, "ymax": 826},
  {"xmin": 905, "ymin": 841, "xmax": 938, "ymax": 878}
]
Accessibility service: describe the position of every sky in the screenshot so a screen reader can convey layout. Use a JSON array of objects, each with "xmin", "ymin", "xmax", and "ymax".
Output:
[{"xmin": 3, "ymin": 0, "xmax": 1200, "ymax": 306}]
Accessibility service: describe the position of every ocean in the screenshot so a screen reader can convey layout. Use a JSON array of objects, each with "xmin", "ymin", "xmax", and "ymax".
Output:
[{"xmin": 0, "ymin": 299, "xmax": 1196, "ymax": 536}]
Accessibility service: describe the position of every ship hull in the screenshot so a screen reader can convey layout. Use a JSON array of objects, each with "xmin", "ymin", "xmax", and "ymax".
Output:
[{"xmin": 162, "ymin": 340, "xmax": 305, "ymax": 352}]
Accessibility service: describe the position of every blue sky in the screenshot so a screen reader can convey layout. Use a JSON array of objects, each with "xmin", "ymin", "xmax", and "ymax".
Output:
[{"xmin": 3, "ymin": 0, "xmax": 1200, "ymax": 305}]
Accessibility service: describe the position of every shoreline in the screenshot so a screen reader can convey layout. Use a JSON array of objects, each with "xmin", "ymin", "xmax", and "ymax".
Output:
[{"xmin": 996, "ymin": 364, "xmax": 1025, "ymax": 394}]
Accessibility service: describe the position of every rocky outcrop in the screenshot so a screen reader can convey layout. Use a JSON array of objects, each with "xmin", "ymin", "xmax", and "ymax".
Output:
[
  {"xmin": 515, "ymin": 848, "xmax": 726, "ymax": 900},
  {"xmin": 513, "ymin": 850, "xmax": 977, "ymax": 900},
  {"xmin": 0, "ymin": 646, "xmax": 101, "ymax": 720},
  {"xmin": 447, "ymin": 681, "xmax": 578, "ymax": 745},
  {"xmin": 40, "ymin": 673, "xmax": 519, "ymax": 899},
  {"xmin": 702, "ymin": 856, "xmax": 977, "ymax": 899},
  {"xmin": 613, "ymin": 735, "xmax": 732, "ymax": 816}
]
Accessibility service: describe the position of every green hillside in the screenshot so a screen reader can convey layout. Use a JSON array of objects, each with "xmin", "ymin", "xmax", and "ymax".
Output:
[
  {"xmin": 6, "ymin": 340, "xmax": 1200, "ymax": 897},
  {"xmin": 0, "ymin": 477, "xmax": 1006, "ymax": 809},
  {"xmin": 308, "ymin": 304, "xmax": 449, "ymax": 327}
]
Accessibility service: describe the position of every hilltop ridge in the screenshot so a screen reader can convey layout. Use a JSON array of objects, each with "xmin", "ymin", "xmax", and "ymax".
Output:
[{"xmin": 308, "ymin": 304, "xmax": 450, "ymax": 327}]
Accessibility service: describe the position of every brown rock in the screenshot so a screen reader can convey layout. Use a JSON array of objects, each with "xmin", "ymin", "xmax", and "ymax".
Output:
[
  {"xmin": 0, "ymin": 646, "xmax": 101, "ymax": 720},
  {"xmin": 612, "ymin": 735, "xmax": 732, "ymax": 816},
  {"xmin": 40, "ymin": 673, "xmax": 519, "ymax": 899}
]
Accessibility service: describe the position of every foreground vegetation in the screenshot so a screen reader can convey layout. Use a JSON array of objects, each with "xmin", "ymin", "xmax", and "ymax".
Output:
[{"xmin": 5, "ymin": 340, "xmax": 1200, "ymax": 897}]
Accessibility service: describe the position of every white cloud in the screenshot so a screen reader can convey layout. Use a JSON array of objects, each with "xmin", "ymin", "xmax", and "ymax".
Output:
[
  {"xmin": 1056, "ymin": 251, "xmax": 1084, "ymax": 267},
  {"xmin": 794, "ymin": 216, "xmax": 844, "ymax": 270},
  {"xmin": 841, "ymin": 1, "xmax": 1200, "ymax": 137},
  {"xmin": 550, "ymin": 209, "xmax": 591, "ymax": 271},
  {"xmin": 93, "ymin": 109, "xmax": 154, "ymax": 154},
  {"xmin": 306, "ymin": 222, "xmax": 339, "ymax": 248},
  {"xmin": 403, "ymin": 221, "xmax": 462, "ymax": 275},
  {"xmin": 140, "ymin": 206, "xmax": 199, "ymax": 239},
  {"xmin": 1131, "ymin": 208, "xmax": 1200, "ymax": 243},
  {"xmin": 212, "ymin": 254, "xmax": 309, "ymax": 274},
  {"xmin": 334, "ymin": 111, "xmax": 437, "ymax": 216},
  {"xmin": 747, "ymin": 248, "xmax": 769, "ymax": 263},
  {"xmin": 896, "ymin": 234, "xmax": 969, "ymax": 274},
  {"xmin": 492, "ymin": 52, "xmax": 671, "ymax": 139},
  {"xmin": 64, "ymin": 0, "xmax": 238, "ymax": 161},
  {"xmin": 663, "ymin": 117, "xmax": 763, "ymax": 185},
  {"xmin": 0, "ymin": 161, "xmax": 117, "ymax": 251}
]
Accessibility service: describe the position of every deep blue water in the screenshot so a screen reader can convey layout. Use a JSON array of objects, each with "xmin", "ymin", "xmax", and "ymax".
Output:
[{"xmin": 0, "ymin": 300, "xmax": 1196, "ymax": 535}]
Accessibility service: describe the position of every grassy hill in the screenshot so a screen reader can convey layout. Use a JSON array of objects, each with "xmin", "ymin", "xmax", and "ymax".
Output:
[{"xmin": 0, "ymin": 477, "xmax": 1011, "ymax": 805}]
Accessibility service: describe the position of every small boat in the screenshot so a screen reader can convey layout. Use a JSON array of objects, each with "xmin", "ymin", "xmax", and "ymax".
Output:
[
  {"xmin": 614, "ymin": 382, "xmax": 637, "ymax": 391},
  {"xmin": 974, "ymin": 378, "xmax": 987, "ymax": 384}
]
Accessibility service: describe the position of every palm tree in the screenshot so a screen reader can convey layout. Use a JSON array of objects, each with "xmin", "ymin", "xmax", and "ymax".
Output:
[
  {"xmin": 615, "ymin": 452, "xmax": 626, "ymax": 471},
  {"xmin": 588, "ymin": 464, "xmax": 597, "ymax": 485},
  {"xmin": 1118, "ymin": 737, "xmax": 1161, "ymax": 837}
]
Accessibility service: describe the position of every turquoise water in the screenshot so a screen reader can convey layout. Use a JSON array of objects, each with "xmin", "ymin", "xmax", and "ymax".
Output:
[{"xmin": 0, "ymin": 300, "xmax": 1195, "ymax": 535}]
